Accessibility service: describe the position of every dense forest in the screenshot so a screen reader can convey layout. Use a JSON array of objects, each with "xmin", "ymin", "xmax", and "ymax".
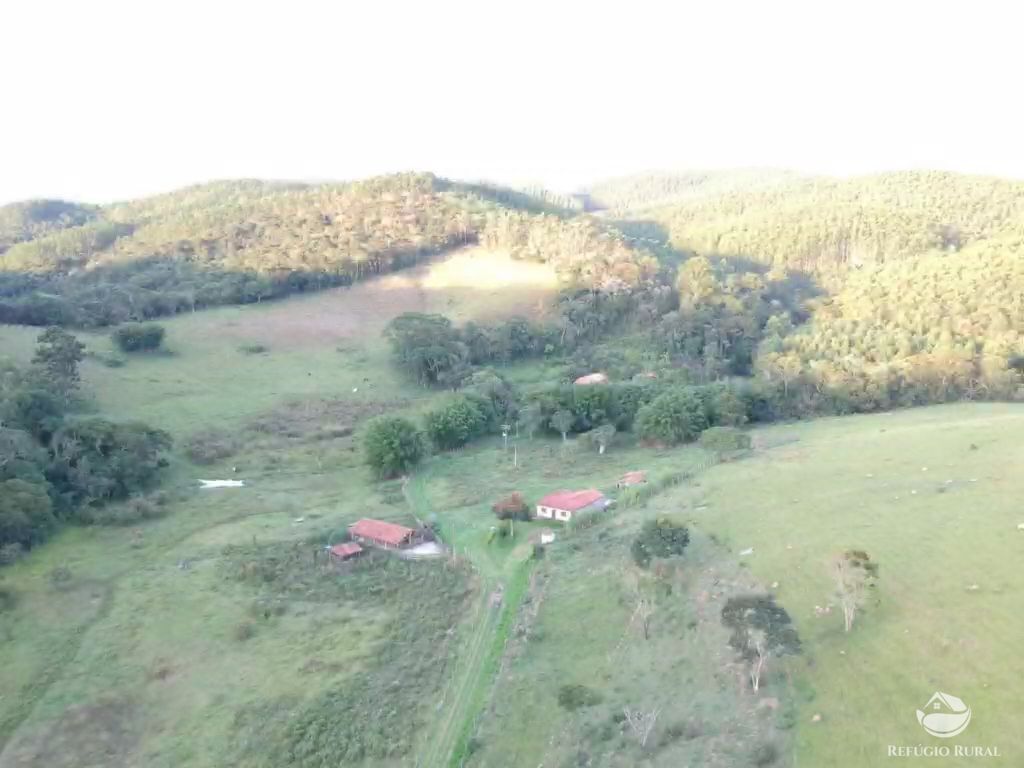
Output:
[
  {"xmin": 0, "ymin": 174, "xmax": 659, "ymax": 327},
  {"xmin": 584, "ymin": 169, "xmax": 797, "ymax": 212},
  {"xmin": 758, "ymin": 236, "xmax": 1024, "ymax": 411},
  {"xmin": 644, "ymin": 171, "xmax": 1024, "ymax": 275}
]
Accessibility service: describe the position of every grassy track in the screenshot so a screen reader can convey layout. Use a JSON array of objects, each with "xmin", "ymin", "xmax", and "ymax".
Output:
[{"xmin": 406, "ymin": 471, "xmax": 533, "ymax": 768}]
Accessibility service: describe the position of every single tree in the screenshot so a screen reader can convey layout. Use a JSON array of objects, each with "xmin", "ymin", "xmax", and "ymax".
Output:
[
  {"xmin": 623, "ymin": 707, "xmax": 660, "ymax": 748},
  {"xmin": 721, "ymin": 594, "xmax": 800, "ymax": 693},
  {"xmin": 831, "ymin": 549, "xmax": 879, "ymax": 632},
  {"xmin": 363, "ymin": 416, "xmax": 427, "ymax": 478},
  {"xmin": 519, "ymin": 402, "xmax": 543, "ymax": 439},
  {"xmin": 589, "ymin": 423, "xmax": 617, "ymax": 455},
  {"xmin": 549, "ymin": 409, "xmax": 574, "ymax": 443},
  {"xmin": 631, "ymin": 517, "xmax": 690, "ymax": 568},
  {"xmin": 32, "ymin": 327, "xmax": 85, "ymax": 403}
]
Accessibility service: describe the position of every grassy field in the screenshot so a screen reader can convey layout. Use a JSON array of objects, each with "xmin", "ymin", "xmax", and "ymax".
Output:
[
  {"xmin": 685, "ymin": 404, "xmax": 1024, "ymax": 767},
  {"xmin": 3, "ymin": 246, "xmax": 1023, "ymax": 767},
  {"xmin": 0, "ymin": 246, "xmax": 556, "ymax": 767}
]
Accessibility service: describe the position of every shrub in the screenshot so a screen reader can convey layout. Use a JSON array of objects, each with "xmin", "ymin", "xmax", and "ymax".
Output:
[
  {"xmin": 631, "ymin": 517, "xmax": 690, "ymax": 567},
  {"xmin": 111, "ymin": 322, "xmax": 166, "ymax": 352},
  {"xmin": 557, "ymin": 683, "xmax": 602, "ymax": 711},
  {"xmin": 0, "ymin": 584, "xmax": 16, "ymax": 612},
  {"xmin": 239, "ymin": 343, "xmax": 269, "ymax": 354},
  {"xmin": 234, "ymin": 620, "xmax": 257, "ymax": 641},
  {"xmin": 699, "ymin": 426, "xmax": 752, "ymax": 454},
  {"xmin": 752, "ymin": 741, "xmax": 780, "ymax": 766},
  {"xmin": 185, "ymin": 429, "xmax": 240, "ymax": 465},
  {"xmin": 424, "ymin": 396, "xmax": 487, "ymax": 450},
  {"xmin": 493, "ymin": 491, "xmax": 530, "ymax": 520},
  {"xmin": 80, "ymin": 496, "xmax": 169, "ymax": 526},
  {"xmin": 0, "ymin": 543, "xmax": 24, "ymax": 566},
  {"xmin": 49, "ymin": 566, "xmax": 73, "ymax": 586},
  {"xmin": 363, "ymin": 416, "xmax": 427, "ymax": 478}
]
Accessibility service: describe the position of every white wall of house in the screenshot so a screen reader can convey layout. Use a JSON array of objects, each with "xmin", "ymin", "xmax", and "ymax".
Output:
[{"xmin": 536, "ymin": 505, "xmax": 574, "ymax": 520}]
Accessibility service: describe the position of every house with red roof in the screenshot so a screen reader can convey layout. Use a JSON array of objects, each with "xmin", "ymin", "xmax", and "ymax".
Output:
[
  {"xmin": 348, "ymin": 518, "xmax": 416, "ymax": 549},
  {"xmin": 536, "ymin": 489, "xmax": 609, "ymax": 522}
]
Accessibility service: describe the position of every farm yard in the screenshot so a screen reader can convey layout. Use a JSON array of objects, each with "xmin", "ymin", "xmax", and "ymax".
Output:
[{"xmin": 2, "ymin": 243, "xmax": 1024, "ymax": 768}]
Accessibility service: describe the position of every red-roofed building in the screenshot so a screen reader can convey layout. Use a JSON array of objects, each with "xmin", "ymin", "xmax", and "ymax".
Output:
[
  {"xmin": 536, "ymin": 489, "xmax": 609, "ymax": 522},
  {"xmin": 348, "ymin": 518, "xmax": 416, "ymax": 549},
  {"xmin": 617, "ymin": 470, "xmax": 648, "ymax": 488},
  {"xmin": 329, "ymin": 542, "xmax": 364, "ymax": 561}
]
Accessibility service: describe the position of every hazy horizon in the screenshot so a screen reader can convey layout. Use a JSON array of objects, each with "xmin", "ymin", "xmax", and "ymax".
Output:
[{"xmin": 4, "ymin": 0, "xmax": 1023, "ymax": 205}]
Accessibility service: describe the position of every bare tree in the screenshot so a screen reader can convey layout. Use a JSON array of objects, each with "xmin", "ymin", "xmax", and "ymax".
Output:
[
  {"xmin": 623, "ymin": 707, "xmax": 660, "ymax": 748},
  {"xmin": 831, "ymin": 549, "xmax": 879, "ymax": 632},
  {"xmin": 624, "ymin": 568, "xmax": 657, "ymax": 640},
  {"xmin": 748, "ymin": 628, "xmax": 769, "ymax": 692}
]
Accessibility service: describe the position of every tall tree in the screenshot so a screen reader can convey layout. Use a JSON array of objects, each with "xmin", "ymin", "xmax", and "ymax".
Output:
[{"xmin": 31, "ymin": 327, "xmax": 84, "ymax": 403}]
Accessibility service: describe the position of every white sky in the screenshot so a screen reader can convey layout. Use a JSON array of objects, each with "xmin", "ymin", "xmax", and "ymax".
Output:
[{"xmin": 2, "ymin": 0, "xmax": 1022, "ymax": 204}]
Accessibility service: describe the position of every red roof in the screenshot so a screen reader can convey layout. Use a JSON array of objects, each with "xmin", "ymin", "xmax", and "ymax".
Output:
[
  {"xmin": 349, "ymin": 518, "xmax": 415, "ymax": 546},
  {"xmin": 538, "ymin": 489, "xmax": 605, "ymax": 512},
  {"xmin": 330, "ymin": 542, "xmax": 363, "ymax": 558}
]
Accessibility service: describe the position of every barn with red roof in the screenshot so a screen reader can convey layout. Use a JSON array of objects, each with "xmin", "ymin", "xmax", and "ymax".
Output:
[
  {"xmin": 348, "ymin": 518, "xmax": 416, "ymax": 549},
  {"xmin": 536, "ymin": 489, "xmax": 609, "ymax": 522}
]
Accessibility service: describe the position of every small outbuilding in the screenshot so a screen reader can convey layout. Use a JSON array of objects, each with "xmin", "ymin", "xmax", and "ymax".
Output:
[
  {"xmin": 617, "ymin": 470, "xmax": 648, "ymax": 488},
  {"xmin": 329, "ymin": 542, "xmax": 364, "ymax": 562},
  {"xmin": 573, "ymin": 372, "xmax": 609, "ymax": 386},
  {"xmin": 536, "ymin": 489, "xmax": 609, "ymax": 522},
  {"xmin": 348, "ymin": 518, "xmax": 416, "ymax": 549}
]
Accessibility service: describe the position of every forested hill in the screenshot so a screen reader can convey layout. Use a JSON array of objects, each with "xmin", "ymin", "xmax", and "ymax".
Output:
[
  {"xmin": 584, "ymin": 169, "xmax": 798, "ymax": 212},
  {"xmin": 0, "ymin": 200, "xmax": 98, "ymax": 254},
  {"xmin": 642, "ymin": 170, "xmax": 1024, "ymax": 275},
  {"xmin": 758, "ymin": 234, "xmax": 1024, "ymax": 410},
  {"xmin": 0, "ymin": 174, "xmax": 659, "ymax": 327}
]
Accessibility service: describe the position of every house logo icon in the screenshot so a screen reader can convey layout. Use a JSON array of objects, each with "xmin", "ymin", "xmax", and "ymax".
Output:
[{"xmin": 916, "ymin": 692, "xmax": 972, "ymax": 738}]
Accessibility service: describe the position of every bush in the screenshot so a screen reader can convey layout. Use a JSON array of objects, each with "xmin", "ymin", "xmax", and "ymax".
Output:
[
  {"xmin": 0, "ymin": 584, "xmax": 17, "ymax": 614},
  {"xmin": 631, "ymin": 517, "xmax": 690, "ymax": 567},
  {"xmin": 0, "ymin": 543, "xmax": 24, "ymax": 566},
  {"xmin": 363, "ymin": 416, "xmax": 427, "ymax": 478},
  {"xmin": 699, "ymin": 426, "xmax": 752, "ymax": 454},
  {"xmin": 752, "ymin": 741, "xmax": 780, "ymax": 766},
  {"xmin": 49, "ymin": 566, "xmax": 73, "ymax": 587},
  {"xmin": 234, "ymin": 620, "xmax": 257, "ymax": 641},
  {"xmin": 112, "ymin": 322, "xmax": 166, "ymax": 352},
  {"xmin": 493, "ymin": 491, "xmax": 530, "ymax": 520},
  {"xmin": 239, "ymin": 343, "xmax": 269, "ymax": 354},
  {"xmin": 557, "ymin": 683, "xmax": 602, "ymax": 711},
  {"xmin": 424, "ymin": 396, "xmax": 488, "ymax": 450},
  {"xmin": 79, "ymin": 495, "xmax": 169, "ymax": 526},
  {"xmin": 185, "ymin": 429, "xmax": 240, "ymax": 465}
]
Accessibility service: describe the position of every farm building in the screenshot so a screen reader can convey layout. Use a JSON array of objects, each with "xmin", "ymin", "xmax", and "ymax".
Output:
[
  {"xmin": 617, "ymin": 470, "xmax": 648, "ymax": 488},
  {"xmin": 536, "ymin": 489, "xmax": 609, "ymax": 522},
  {"xmin": 573, "ymin": 372, "xmax": 609, "ymax": 386},
  {"xmin": 329, "ymin": 542, "xmax": 363, "ymax": 561},
  {"xmin": 348, "ymin": 518, "xmax": 416, "ymax": 549}
]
